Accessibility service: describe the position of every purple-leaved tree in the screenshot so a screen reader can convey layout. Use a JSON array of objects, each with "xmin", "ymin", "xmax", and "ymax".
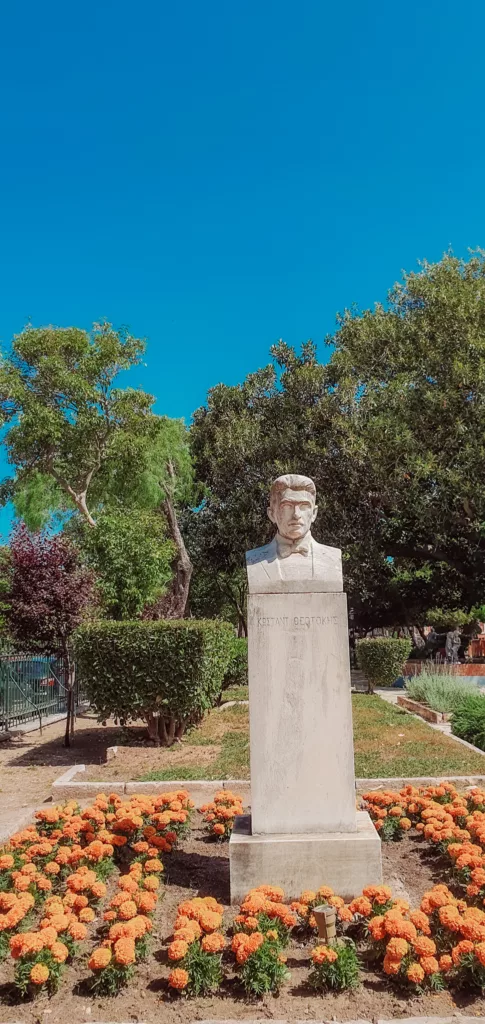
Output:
[{"xmin": 6, "ymin": 525, "xmax": 95, "ymax": 747}]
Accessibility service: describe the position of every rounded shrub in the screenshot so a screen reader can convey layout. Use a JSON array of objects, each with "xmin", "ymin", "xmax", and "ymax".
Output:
[
  {"xmin": 356, "ymin": 637, "xmax": 412, "ymax": 692},
  {"xmin": 74, "ymin": 618, "xmax": 234, "ymax": 746}
]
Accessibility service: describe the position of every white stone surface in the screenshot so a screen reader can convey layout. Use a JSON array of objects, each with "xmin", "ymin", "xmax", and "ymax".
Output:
[
  {"xmin": 246, "ymin": 536, "xmax": 343, "ymax": 594},
  {"xmin": 229, "ymin": 810, "xmax": 382, "ymax": 903},
  {"xmin": 249, "ymin": 590, "xmax": 356, "ymax": 834}
]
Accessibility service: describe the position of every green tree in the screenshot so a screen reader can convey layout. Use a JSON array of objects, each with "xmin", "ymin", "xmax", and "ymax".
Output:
[
  {"xmin": 0, "ymin": 322, "xmax": 157, "ymax": 528},
  {"xmin": 1, "ymin": 323, "xmax": 196, "ymax": 618},
  {"xmin": 191, "ymin": 253, "xmax": 485, "ymax": 628},
  {"xmin": 74, "ymin": 508, "xmax": 175, "ymax": 620}
]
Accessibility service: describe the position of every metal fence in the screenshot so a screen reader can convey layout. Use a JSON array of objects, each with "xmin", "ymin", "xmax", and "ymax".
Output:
[{"xmin": 0, "ymin": 654, "xmax": 83, "ymax": 731}]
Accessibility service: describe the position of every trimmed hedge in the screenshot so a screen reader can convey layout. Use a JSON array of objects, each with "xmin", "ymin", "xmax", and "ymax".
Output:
[
  {"xmin": 74, "ymin": 618, "xmax": 234, "ymax": 746},
  {"xmin": 356, "ymin": 637, "xmax": 412, "ymax": 692},
  {"xmin": 222, "ymin": 637, "xmax": 248, "ymax": 690}
]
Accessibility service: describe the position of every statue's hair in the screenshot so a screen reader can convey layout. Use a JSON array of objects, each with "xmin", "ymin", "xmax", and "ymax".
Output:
[{"xmin": 269, "ymin": 474, "xmax": 316, "ymax": 509}]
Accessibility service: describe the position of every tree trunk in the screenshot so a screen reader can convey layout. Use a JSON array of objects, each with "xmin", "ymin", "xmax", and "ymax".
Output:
[
  {"xmin": 146, "ymin": 712, "xmax": 161, "ymax": 746},
  {"xmin": 144, "ymin": 489, "xmax": 193, "ymax": 620},
  {"xmin": 161, "ymin": 493, "xmax": 193, "ymax": 618},
  {"xmin": 63, "ymin": 646, "xmax": 73, "ymax": 749}
]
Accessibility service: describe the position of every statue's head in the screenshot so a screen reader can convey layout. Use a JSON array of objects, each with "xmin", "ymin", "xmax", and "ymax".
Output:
[{"xmin": 268, "ymin": 474, "xmax": 317, "ymax": 541}]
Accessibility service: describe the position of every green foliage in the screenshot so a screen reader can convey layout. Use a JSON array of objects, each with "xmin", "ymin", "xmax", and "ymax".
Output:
[
  {"xmin": 191, "ymin": 253, "xmax": 485, "ymax": 628},
  {"xmin": 73, "ymin": 618, "xmax": 234, "ymax": 743},
  {"xmin": 183, "ymin": 941, "xmax": 223, "ymax": 996},
  {"xmin": 308, "ymin": 941, "xmax": 360, "ymax": 991},
  {"xmin": 75, "ymin": 508, "xmax": 175, "ymax": 619},
  {"xmin": 222, "ymin": 637, "xmax": 247, "ymax": 690},
  {"xmin": 0, "ymin": 322, "xmax": 157, "ymax": 528},
  {"xmin": 239, "ymin": 940, "xmax": 290, "ymax": 995},
  {"xmin": 14, "ymin": 948, "xmax": 65, "ymax": 996},
  {"xmin": 356, "ymin": 637, "xmax": 412, "ymax": 690},
  {"xmin": 89, "ymin": 961, "xmax": 135, "ymax": 996},
  {"xmin": 426, "ymin": 608, "xmax": 471, "ymax": 631},
  {"xmin": 406, "ymin": 669, "xmax": 477, "ymax": 712},
  {"xmin": 451, "ymin": 693, "xmax": 485, "ymax": 750},
  {"xmin": 379, "ymin": 815, "xmax": 406, "ymax": 841}
]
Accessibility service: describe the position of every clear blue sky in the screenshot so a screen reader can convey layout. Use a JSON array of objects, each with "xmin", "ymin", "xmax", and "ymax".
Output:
[{"xmin": 0, "ymin": 0, "xmax": 484, "ymax": 535}]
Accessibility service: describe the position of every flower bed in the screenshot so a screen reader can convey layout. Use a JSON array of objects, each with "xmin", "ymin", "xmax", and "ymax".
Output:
[
  {"xmin": 9, "ymin": 784, "xmax": 485, "ymax": 1021},
  {"xmin": 0, "ymin": 789, "xmax": 193, "ymax": 1000}
]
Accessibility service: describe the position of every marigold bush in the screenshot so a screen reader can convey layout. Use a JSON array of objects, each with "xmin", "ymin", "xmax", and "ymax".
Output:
[{"xmin": 201, "ymin": 790, "xmax": 244, "ymax": 840}]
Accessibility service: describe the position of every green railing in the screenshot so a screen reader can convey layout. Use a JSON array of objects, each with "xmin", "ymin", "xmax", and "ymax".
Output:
[{"xmin": 0, "ymin": 654, "xmax": 83, "ymax": 731}]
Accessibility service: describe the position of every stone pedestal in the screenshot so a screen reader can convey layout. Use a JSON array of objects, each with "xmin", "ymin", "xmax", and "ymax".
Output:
[
  {"xmin": 229, "ymin": 591, "xmax": 382, "ymax": 901},
  {"xmin": 249, "ymin": 591, "xmax": 356, "ymax": 834},
  {"xmin": 229, "ymin": 811, "xmax": 382, "ymax": 904}
]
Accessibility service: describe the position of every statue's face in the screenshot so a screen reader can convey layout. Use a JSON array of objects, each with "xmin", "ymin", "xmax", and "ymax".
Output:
[{"xmin": 268, "ymin": 487, "xmax": 317, "ymax": 540}]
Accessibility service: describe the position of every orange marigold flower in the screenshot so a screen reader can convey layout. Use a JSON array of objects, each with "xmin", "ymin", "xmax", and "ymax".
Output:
[
  {"xmin": 349, "ymin": 896, "xmax": 373, "ymax": 917},
  {"xmin": 30, "ymin": 963, "xmax": 49, "ymax": 985},
  {"xmin": 420, "ymin": 955, "xmax": 439, "ymax": 975},
  {"xmin": 413, "ymin": 936, "xmax": 436, "ymax": 957},
  {"xmin": 475, "ymin": 941, "xmax": 485, "ymax": 967},
  {"xmin": 300, "ymin": 890, "xmax": 317, "ymax": 905},
  {"xmin": 143, "ymin": 876, "xmax": 159, "ymax": 892},
  {"xmin": 144, "ymin": 858, "xmax": 163, "ymax": 872},
  {"xmin": 168, "ymin": 939, "xmax": 189, "ymax": 961},
  {"xmin": 452, "ymin": 940, "xmax": 475, "ymax": 965},
  {"xmin": 311, "ymin": 944, "xmax": 338, "ymax": 964},
  {"xmin": 383, "ymin": 955, "xmax": 401, "ymax": 976},
  {"xmin": 79, "ymin": 907, "xmax": 96, "ymax": 923},
  {"xmin": 118, "ymin": 900, "xmax": 138, "ymax": 921},
  {"xmin": 409, "ymin": 910, "xmax": 431, "ymax": 935},
  {"xmin": 91, "ymin": 882, "xmax": 107, "ymax": 899},
  {"xmin": 199, "ymin": 911, "xmax": 223, "ymax": 933},
  {"xmin": 201, "ymin": 932, "xmax": 226, "ymax": 953},
  {"xmin": 51, "ymin": 941, "xmax": 69, "ymax": 963},
  {"xmin": 114, "ymin": 937, "xmax": 136, "ymax": 966},
  {"xmin": 407, "ymin": 962, "xmax": 425, "ymax": 984},
  {"xmin": 386, "ymin": 938, "xmax": 408, "ymax": 959},
  {"xmin": 44, "ymin": 861, "xmax": 61, "ymax": 875},
  {"xmin": 168, "ymin": 967, "xmax": 189, "ymax": 990},
  {"xmin": 439, "ymin": 954, "xmax": 453, "ymax": 972},
  {"xmin": 89, "ymin": 946, "xmax": 112, "ymax": 970}
]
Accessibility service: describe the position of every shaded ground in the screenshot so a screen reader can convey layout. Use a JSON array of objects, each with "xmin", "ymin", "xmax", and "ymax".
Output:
[{"xmin": 0, "ymin": 822, "xmax": 483, "ymax": 1023}]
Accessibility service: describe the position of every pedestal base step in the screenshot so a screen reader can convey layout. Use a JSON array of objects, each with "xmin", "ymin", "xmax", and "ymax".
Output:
[{"xmin": 229, "ymin": 810, "xmax": 382, "ymax": 905}]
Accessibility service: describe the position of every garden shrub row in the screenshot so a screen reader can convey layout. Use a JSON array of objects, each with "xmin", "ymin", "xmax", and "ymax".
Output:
[{"xmin": 74, "ymin": 618, "xmax": 234, "ymax": 746}]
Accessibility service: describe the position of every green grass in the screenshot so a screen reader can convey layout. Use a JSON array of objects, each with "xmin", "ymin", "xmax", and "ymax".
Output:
[
  {"xmin": 222, "ymin": 685, "xmax": 249, "ymax": 702},
  {"xmin": 138, "ymin": 693, "xmax": 485, "ymax": 782},
  {"xmin": 353, "ymin": 694, "xmax": 485, "ymax": 776}
]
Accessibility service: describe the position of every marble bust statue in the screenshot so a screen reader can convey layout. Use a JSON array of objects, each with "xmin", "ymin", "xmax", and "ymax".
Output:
[{"xmin": 246, "ymin": 474, "xmax": 343, "ymax": 594}]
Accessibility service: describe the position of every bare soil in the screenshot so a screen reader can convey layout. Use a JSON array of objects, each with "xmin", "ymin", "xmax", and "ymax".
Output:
[{"xmin": 1, "ymin": 824, "xmax": 485, "ymax": 1022}]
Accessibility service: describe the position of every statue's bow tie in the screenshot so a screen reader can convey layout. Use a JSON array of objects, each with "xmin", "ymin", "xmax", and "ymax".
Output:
[{"xmin": 277, "ymin": 538, "xmax": 311, "ymax": 558}]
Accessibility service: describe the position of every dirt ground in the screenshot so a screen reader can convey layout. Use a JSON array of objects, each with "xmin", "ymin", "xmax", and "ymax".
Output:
[
  {"xmin": 0, "ymin": 712, "xmax": 145, "ymax": 829},
  {"xmin": 2, "ymin": 822, "xmax": 485, "ymax": 1022}
]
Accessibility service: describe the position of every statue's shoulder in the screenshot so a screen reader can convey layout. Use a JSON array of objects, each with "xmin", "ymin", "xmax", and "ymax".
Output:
[
  {"xmin": 246, "ymin": 540, "xmax": 276, "ymax": 566},
  {"xmin": 312, "ymin": 539, "xmax": 342, "ymax": 560}
]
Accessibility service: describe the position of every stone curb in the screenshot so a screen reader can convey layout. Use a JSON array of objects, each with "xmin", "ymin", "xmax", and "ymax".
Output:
[
  {"xmin": 51, "ymin": 767, "xmax": 251, "ymax": 805},
  {"xmin": 195, "ymin": 1018, "xmax": 485, "ymax": 1024},
  {"xmin": 51, "ymin": 765, "xmax": 485, "ymax": 802},
  {"xmin": 2, "ymin": 1019, "xmax": 484, "ymax": 1024}
]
